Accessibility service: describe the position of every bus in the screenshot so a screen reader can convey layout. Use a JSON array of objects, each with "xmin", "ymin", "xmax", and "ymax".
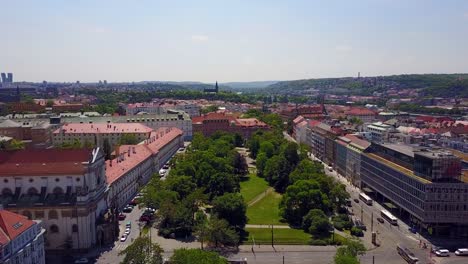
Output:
[
  {"xmin": 359, "ymin": 193, "xmax": 373, "ymax": 205},
  {"xmin": 381, "ymin": 209, "xmax": 398, "ymax": 225},
  {"xmin": 396, "ymin": 244, "xmax": 419, "ymax": 264}
]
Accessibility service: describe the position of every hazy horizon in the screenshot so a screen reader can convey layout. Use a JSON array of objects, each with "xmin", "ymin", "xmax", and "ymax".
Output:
[{"xmin": 2, "ymin": 0, "xmax": 468, "ymax": 83}]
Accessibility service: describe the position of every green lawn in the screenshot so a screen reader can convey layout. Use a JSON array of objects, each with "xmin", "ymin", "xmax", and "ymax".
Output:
[
  {"xmin": 247, "ymin": 191, "xmax": 285, "ymax": 225},
  {"xmin": 240, "ymin": 174, "xmax": 269, "ymax": 204},
  {"xmin": 244, "ymin": 228, "xmax": 311, "ymax": 245}
]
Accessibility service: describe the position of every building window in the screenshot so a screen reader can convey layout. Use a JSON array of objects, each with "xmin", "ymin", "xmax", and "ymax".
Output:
[
  {"xmin": 76, "ymin": 178, "xmax": 81, "ymax": 182},
  {"xmin": 72, "ymin": 224, "xmax": 78, "ymax": 233},
  {"xmin": 53, "ymin": 187, "xmax": 64, "ymax": 195},
  {"xmin": 1, "ymin": 188, "xmax": 13, "ymax": 196},
  {"xmin": 3, "ymin": 179, "xmax": 8, "ymax": 183},
  {"xmin": 29, "ymin": 178, "xmax": 34, "ymax": 183},
  {"xmin": 48, "ymin": 210, "xmax": 58, "ymax": 220},
  {"xmin": 50, "ymin": 225, "xmax": 59, "ymax": 233},
  {"xmin": 55, "ymin": 178, "xmax": 60, "ymax": 182},
  {"xmin": 27, "ymin": 187, "xmax": 39, "ymax": 195}
]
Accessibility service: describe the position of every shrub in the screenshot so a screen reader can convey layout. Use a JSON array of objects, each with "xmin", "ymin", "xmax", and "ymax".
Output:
[
  {"xmin": 351, "ymin": 227, "xmax": 364, "ymax": 237},
  {"xmin": 309, "ymin": 239, "xmax": 328, "ymax": 246}
]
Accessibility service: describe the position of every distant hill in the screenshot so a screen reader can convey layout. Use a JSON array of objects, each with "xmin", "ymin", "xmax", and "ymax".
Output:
[
  {"xmin": 263, "ymin": 74, "xmax": 468, "ymax": 98},
  {"xmin": 221, "ymin": 81, "xmax": 279, "ymax": 90}
]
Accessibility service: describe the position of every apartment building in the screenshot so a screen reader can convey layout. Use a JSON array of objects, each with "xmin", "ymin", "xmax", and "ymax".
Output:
[
  {"xmin": 106, "ymin": 127, "xmax": 183, "ymax": 209},
  {"xmin": 0, "ymin": 210, "xmax": 46, "ymax": 264}
]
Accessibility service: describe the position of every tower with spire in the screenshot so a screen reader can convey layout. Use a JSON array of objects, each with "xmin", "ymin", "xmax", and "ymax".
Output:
[{"xmin": 204, "ymin": 81, "xmax": 219, "ymax": 94}]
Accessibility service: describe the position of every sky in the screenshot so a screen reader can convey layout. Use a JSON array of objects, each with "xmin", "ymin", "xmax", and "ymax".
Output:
[{"xmin": 1, "ymin": 0, "xmax": 468, "ymax": 83}]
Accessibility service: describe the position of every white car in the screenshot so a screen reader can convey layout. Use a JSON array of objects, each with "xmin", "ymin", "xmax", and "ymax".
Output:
[
  {"xmin": 74, "ymin": 258, "xmax": 89, "ymax": 264},
  {"xmin": 455, "ymin": 248, "xmax": 468, "ymax": 256},
  {"xmin": 435, "ymin": 249, "xmax": 450, "ymax": 257},
  {"xmin": 125, "ymin": 227, "xmax": 131, "ymax": 235},
  {"xmin": 120, "ymin": 234, "xmax": 127, "ymax": 242}
]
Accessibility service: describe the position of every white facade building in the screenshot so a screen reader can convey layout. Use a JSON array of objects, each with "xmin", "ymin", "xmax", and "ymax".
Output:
[{"xmin": 0, "ymin": 148, "xmax": 108, "ymax": 251}]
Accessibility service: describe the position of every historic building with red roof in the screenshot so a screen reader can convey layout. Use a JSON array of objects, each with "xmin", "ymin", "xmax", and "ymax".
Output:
[
  {"xmin": 192, "ymin": 112, "xmax": 269, "ymax": 139},
  {"xmin": 52, "ymin": 122, "xmax": 153, "ymax": 152},
  {"xmin": 105, "ymin": 127, "xmax": 183, "ymax": 209},
  {"xmin": 0, "ymin": 148, "xmax": 108, "ymax": 251},
  {"xmin": 0, "ymin": 210, "xmax": 45, "ymax": 264}
]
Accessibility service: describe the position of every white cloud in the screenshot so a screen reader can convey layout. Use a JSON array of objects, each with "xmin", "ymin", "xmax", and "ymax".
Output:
[
  {"xmin": 335, "ymin": 45, "xmax": 352, "ymax": 52},
  {"xmin": 191, "ymin": 35, "xmax": 209, "ymax": 42}
]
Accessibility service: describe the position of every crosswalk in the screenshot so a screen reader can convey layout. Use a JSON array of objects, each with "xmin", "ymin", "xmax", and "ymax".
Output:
[{"xmin": 114, "ymin": 243, "xmax": 128, "ymax": 251}]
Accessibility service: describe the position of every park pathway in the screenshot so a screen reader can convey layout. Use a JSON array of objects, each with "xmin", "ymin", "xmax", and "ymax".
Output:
[{"xmin": 247, "ymin": 187, "xmax": 273, "ymax": 207}]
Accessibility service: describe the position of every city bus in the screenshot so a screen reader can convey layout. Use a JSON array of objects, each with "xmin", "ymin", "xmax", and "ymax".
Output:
[
  {"xmin": 396, "ymin": 244, "xmax": 419, "ymax": 264},
  {"xmin": 381, "ymin": 209, "xmax": 398, "ymax": 225},
  {"xmin": 359, "ymin": 193, "xmax": 373, "ymax": 205}
]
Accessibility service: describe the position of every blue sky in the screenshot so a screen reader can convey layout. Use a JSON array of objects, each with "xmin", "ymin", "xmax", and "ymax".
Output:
[{"xmin": 1, "ymin": 0, "xmax": 468, "ymax": 82}]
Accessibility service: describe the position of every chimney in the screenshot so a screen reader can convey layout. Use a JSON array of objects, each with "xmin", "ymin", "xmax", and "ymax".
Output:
[
  {"xmin": 115, "ymin": 145, "xmax": 120, "ymax": 157},
  {"xmin": 133, "ymin": 147, "xmax": 136, "ymax": 154},
  {"xmin": 110, "ymin": 160, "xmax": 113, "ymax": 167}
]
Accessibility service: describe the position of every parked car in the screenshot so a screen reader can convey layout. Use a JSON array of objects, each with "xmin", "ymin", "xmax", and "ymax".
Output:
[
  {"xmin": 122, "ymin": 207, "xmax": 132, "ymax": 213},
  {"xmin": 162, "ymin": 164, "xmax": 170, "ymax": 170},
  {"xmin": 455, "ymin": 248, "xmax": 468, "ymax": 256},
  {"xmin": 129, "ymin": 199, "xmax": 138, "ymax": 206},
  {"xmin": 118, "ymin": 213, "xmax": 126, "ymax": 221},
  {"xmin": 353, "ymin": 198, "xmax": 359, "ymax": 203},
  {"xmin": 125, "ymin": 227, "xmax": 131, "ymax": 235},
  {"xmin": 431, "ymin": 246, "xmax": 442, "ymax": 254},
  {"xmin": 74, "ymin": 258, "xmax": 89, "ymax": 264},
  {"xmin": 435, "ymin": 249, "xmax": 450, "ymax": 257},
  {"xmin": 377, "ymin": 217, "xmax": 384, "ymax": 224},
  {"xmin": 125, "ymin": 221, "xmax": 131, "ymax": 228},
  {"xmin": 120, "ymin": 234, "xmax": 127, "ymax": 242}
]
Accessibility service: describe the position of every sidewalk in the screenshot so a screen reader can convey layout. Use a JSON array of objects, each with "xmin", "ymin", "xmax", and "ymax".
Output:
[{"xmin": 238, "ymin": 244, "xmax": 337, "ymax": 253}]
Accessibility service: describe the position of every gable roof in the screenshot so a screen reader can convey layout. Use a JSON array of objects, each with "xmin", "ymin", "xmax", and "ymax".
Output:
[{"xmin": 0, "ymin": 210, "xmax": 35, "ymax": 246}]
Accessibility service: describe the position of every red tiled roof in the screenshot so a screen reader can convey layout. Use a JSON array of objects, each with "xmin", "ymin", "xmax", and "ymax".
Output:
[
  {"xmin": 308, "ymin": 120, "xmax": 321, "ymax": 127},
  {"xmin": 0, "ymin": 210, "xmax": 35, "ymax": 246},
  {"xmin": 53, "ymin": 123, "xmax": 153, "ymax": 134},
  {"xmin": 0, "ymin": 149, "xmax": 91, "ymax": 176},
  {"xmin": 346, "ymin": 108, "xmax": 375, "ymax": 116},
  {"xmin": 234, "ymin": 118, "xmax": 268, "ymax": 128},
  {"xmin": 105, "ymin": 127, "xmax": 182, "ymax": 185}
]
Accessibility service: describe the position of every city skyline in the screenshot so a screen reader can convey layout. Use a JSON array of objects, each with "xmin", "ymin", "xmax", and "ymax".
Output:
[{"xmin": 1, "ymin": 0, "xmax": 468, "ymax": 82}]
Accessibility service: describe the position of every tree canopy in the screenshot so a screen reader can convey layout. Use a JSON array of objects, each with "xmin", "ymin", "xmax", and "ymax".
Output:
[
  {"xmin": 170, "ymin": 248, "xmax": 228, "ymax": 264},
  {"xmin": 118, "ymin": 236, "xmax": 163, "ymax": 264}
]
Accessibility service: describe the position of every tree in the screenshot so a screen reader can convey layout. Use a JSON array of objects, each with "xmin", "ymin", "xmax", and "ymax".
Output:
[
  {"xmin": 46, "ymin": 100, "xmax": 54, "ymax": 107},
  {"xmin": 330, "ymin": 183, "xmax": 350, "ymax": 212},
  {"xmin": 212, "ymin": 193, "xmax": 247, "ymax": 229},
  {"xmin": 283, "ymin": 142, "xmax": 299, "ymax": 167},
  {"xmin": 232, "ymin": 152, "xmax": 248, "ymax": 176},
  {"xmin": 333, "ymin": 239, "xmax": 365, "ymax": 264},
  {"xmin": 203, "ymin": 217, "xmax": 239, "ymax": 248},
  {"xmin": 248, "ymin": 136, "xmax": 260, "ymax": 159},
  {"xmin": 280, "ymin": 180, "xmax": 330, "ymax": 226},
  {"xmin": 119, "ymin": 235, "xmax": 163, "ymax": 264},
  {"xmin": 255, "ymin": 152, "xmax": 267, "ymax": 177},
  {"xmin": 302, "ymin": 209, "xmax": 332, "ymax": 237},
  {"xmin": 166, "ymin": 176, "xmax": 197, "ymax": 200},
  {"xmin": 201, "ymin": 105, "xmax": 219, "ymax": 114},
  {"xmin": 6, "ymin": 139, "xmax": 25, "ymax": 150},
  {"xmin": 259, "ymin": 141, "xmax": 275, "ymax": 158},
  {"xmin": 170, "ymin": 248, "xmax": 228, "ymax": 264},
  {"xmin": 233, "ymin": 133, "xmax": 243, "ymax": 147}
]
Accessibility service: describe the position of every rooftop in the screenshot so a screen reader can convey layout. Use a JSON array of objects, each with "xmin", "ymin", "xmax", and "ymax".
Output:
[
  {"xmin": 367, "ymin": 153, "xmax": 431, "ymax": 184},
  {"xmin": 380, "ymin": 143, "xmax": 415, "ymax": 157},
  {"xmin": 0, "ymin": 210, "xmax": 35, "ymax": 246},
  {"xmin": 106, "ymin": 127, "xmax": 182, "ymax": 185},
  {"xmin": 234, "ymin": 118, "xmax": 268, "ymax": 128},
  {"xmin": 53, "ymin": 123, "xmax": 153, "ymax": 134},
  {"xmin": 0, "ymin": 149, "xmax": 94, "ymax": 176}
]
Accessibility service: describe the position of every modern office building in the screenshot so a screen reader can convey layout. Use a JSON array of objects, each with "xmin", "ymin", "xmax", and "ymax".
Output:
[
  {"xmin": 361, "ymin": 143, "xmax": 468, "ymax": 237},
  {"xmin": 0, "ymin": 210, "xmax": 46, "ymax": 264}
]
